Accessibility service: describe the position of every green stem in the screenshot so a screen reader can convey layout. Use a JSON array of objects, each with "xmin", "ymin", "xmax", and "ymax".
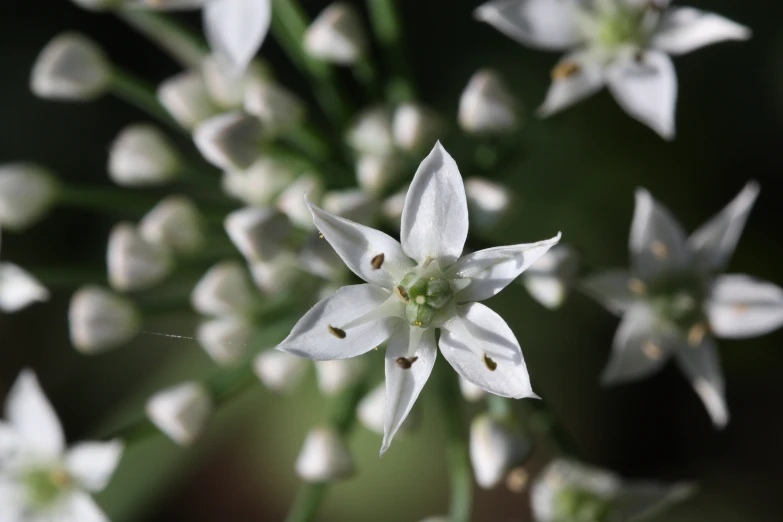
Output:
[
  {"xmin": 365, "ymin": 0, "xmax": 416, "ymax": 103},
  {"xmin": 57, "ymin": 185, "xmax": 159, "ymax": 214},
  {"xmin": 283, "ymin": 125, "xmax": 332, "ymax": 162},
  {"xmin": 523, "ymin": 383, "xmax": 581, "ymax": 457},
  {"xmin": 438, "ymin": 367, "xmax": 473, "ymax": 522},
  {"xmin": 110, "ymin": 68, "xmax": 182, "ymax": 133},
  {"xmin": 117, "ymin": 10, "xmax": 207, "ymax": 69},
  {"xmin": 352, "ymin": 59, "xmax": 380, "ymax": 100}
]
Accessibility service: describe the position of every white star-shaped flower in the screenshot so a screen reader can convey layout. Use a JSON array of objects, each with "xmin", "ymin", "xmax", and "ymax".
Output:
[
  {"xmin": 475, "ymin": 0, "xmax": 751, "ymax": 139},
  {"xmin": 276, "ymin": 142, "xmax": 561, "ymax": 454},
  {"xmin": 583, "ymin": 182, "xmax": 783, "ymax": 428},
  {"xmin": 0, "ymin": 370, "xmax": 123, "ymax": 521},
  {"xmin": 0, "ymin": 230, "xmax": 49, "ymax": 313}
]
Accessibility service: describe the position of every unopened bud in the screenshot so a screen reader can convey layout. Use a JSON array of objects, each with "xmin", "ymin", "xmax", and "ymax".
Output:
[
  {"xmin": 470, "ymin": 413, "xmax": 531, "ymax": 489},
  {"xmin": 194, "ymin": 111, "xmax": 264, "ymax": 170},
  {"xmin": 356, "ymin": 155, "xmax": 402, "ymax": 196},
  {"xmin": 392, "ymin": 103, "xmax": 441, "ymax": 154},
  {"xmin": 157, "ymin": 71, "xmax": 218, "ymax": 130},
  {"xmin": 465, "ymin": 177, "xmax": 513, "ymax": 232},
  {"xmin": 459, "ymin": 376, "xmax": 486, "ymax": 402},
  {"xmin": 107, "ymin": 222, "xmax": 173, "ymax": 292},
  {"xmin": 249, "ymin": 251, "xmax": 301, "ymax": 296},
  {"xmin": 146, "ymin": 382, "xmax": 213, "ymax": 446},
  {"xmin": 244, "ymin": 78, "xmax": 305, "ymax": 134},
  {"xmin": 0, "ymin": 163, "xmax": 59, "ymax": 231},
  {"xmin": 224, "ymin": 207, "xmax": 292, "ymax": 262},
  {"xmin": 315, "ymin": 359, "xmax": 367, "ymax": 396},
  {"xmin": 0, "ymin": 261, "xmax": 50, "ymax": 313},
  {"xmin": 139, "ymin": 196, "xmax": 204, "ymax": 254},
  {"xmin": 346, "ymin": 108, "xmax": 394, "ymax": 156},
  {"xmin": 322, "ymin": 189, "xmax": 376, "ymax": 224},
  {"xmin": 277, "ymin": 175, "xmax": 324, "ymax": 230},
  {"xmin": 295, "ymin": 426, "xmax": 354, "ymax": 482},
  {"xmin": 254, "ymin": 350, "xmax": 308, "ymax": 393},
  {"xmin": 108, "ymin": 124, "xmax": 181, "ymax": 186},
  {"xmin": 190, "ymin": 261, "xmax": 256, "ymax": 316},
  {"xmin": 201, "ymin": 55, "xmax": 268, "ymax": 109},
  {"xmin": 358, "ymin": 383, "xmax": 420, "ymax": 435},
  {"xmin": 221, "ymin": 157, "xmax": 296, "ymax": 206},
  {"xmin": 304, "ymin": 3, "xmax": 367, "ymax": 65},
  {"xmin": 298, "ymin": 233, "xmax": 345, "ymax": 281},
  {"xmin": 381, "ymin": 186, "xmax": 407, "ymax": 229},
  {"xmin": 68, "ymin": 285, "xmax": 140, "ymax": 353},
  {"xmin": 31, "ymin": 33, "xmax": 111, "ymax": 101},
  {"xmin": 459, "ymin": 69, "xmax": 520, "ymax": 134},
  {"xmin": 522, "ymin": 245, "xmax": 580, "ymax": 310},
  {"xmin": 197, "ymin": 316, "xmax": 254, "ymax": 366}
]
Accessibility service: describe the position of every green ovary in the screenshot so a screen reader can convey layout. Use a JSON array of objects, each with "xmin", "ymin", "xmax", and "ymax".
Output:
[
  {"xmin": 400, "ymin": 273, "xmax": 453, "ymax": 328},
  {"xmin": 24, "ymin": 469, "xmax": 69, "ymax": 507},
  {"xmin": 554, "ymin": 487, "xmax": 617, "ymax": 522},
  {"xmin": 596, "ymin": 11, "xmax": 640, "ymax": 48}
]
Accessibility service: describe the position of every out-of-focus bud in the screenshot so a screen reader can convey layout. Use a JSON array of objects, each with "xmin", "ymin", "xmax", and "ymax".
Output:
[
  {"xmin": 298, "ymin": 233, "xmax": 345, "ymax": 281},
  {"xmin": 107, "ymin": 222, "xmax": 173, "ymax": 292},
  {"xmin": 31, "ymin": 33, "xmax": 111, "ymax": 101},
  {"xmin": 295, "ymin": 426, "xmax": 354, "ymax": 482},
  {"xmin": 277, "ymin": 175, "xmax": 324, "ymax": 230},
  {"xmin": 322, "ymin": 189, "xmax": 376, "ymax": 224},
  {"xmin": 459, "ymin": 376, "xmax": 486, "ymax": 402},
  {"xmin": 68, "ymin": 285, "xmax": 140, "ymax": 354},
  {"xmin": 221, "ymin": 157, "xmax": 296, "ymax": 206},
  {"xmin": 355, "ymin": 155, "xmax": 402, "ymax": 196},
  {"xmin": 304, "ymin": 3, "xmax": 367, "ymax": 65},
  {"xmin": 459, "ymin": 69, "xmax": 520, "ymax": 134},
  {"xmin": 194, "ymin": 111, "xmax": 264, "ymax": 170},
  {"xmin": 470, "ymin": 413, "xmax": 531, "ymax": 489},
  {"xmin": 139, "ymin": 196, "xmax": 204, "ymax": 254},
  {"xmin": 381, "ymin": 186, "xmax": 407, "ymax": 229},
  {"xmin": 250, "ymin": 251, "xmax": 301, "ymax": 296},
  {"xmin": 522, "ymin": 245, "xmax": 580, "ymax": 310},
  {"xmin": 244, "ymin": 78, "xmax": 306, "ymax": 134},
  {"xmin": 157, "ymin": 71, "xmax": 218, "ymax": 130},
  {"xmin": 224, "ymin": 207, "xmax": 292, "ymax": 262},
  {"xmin": 392, "ymin": 103, "xmax": 441, "ymax": 154},
  {"xmin": 108, "ymin": 124, "xmax": 182, "ymax": 186},
  {"xmin": 0, "ymin": 260, "xmax": 50, "ymax": 313},
  {"xmin": 315, "ymin": 359, "xmax": 367, "ymax": 396},
  {"xmin": 191, "ymin": 261, "xmax": 256, "ymax": 316},
  {"xmin": 201, "ymin": 55, "xmax": 268, "ymax": 109},
  {"xmin": 358, "ymin": 383, "xmax": 419, "ymax": 435},
  {"xmin": 196, "ymin": 316, "xmax": 254, "ymax": 366},
  {"xmin": 465, "ymin": 177, "xmax": 514, "ymax": 232},
  {"xmin": 146, "ymin": 382, "xmax": 213, "ymax": 446},
  {"xmin": 346, "ymin": 108, "xmax": 394, "ymax": 156},
  {"xmin": 254, "ymin": 350, "xmax": 308, "ymax": 393},
  {"xmin": 0, "ymin": 163, "xmax": 59, "ymax": 231}
]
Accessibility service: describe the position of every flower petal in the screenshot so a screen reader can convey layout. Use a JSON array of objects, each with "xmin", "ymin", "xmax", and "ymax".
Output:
[
  {"xmin": 308, "ymin": 199, "xmax": 415, "ymax": 289},
  {"xmin": 652, "ymin": 7, "xmax": 751, "ymax": 56},
  {"xmin": 65, "ymin": 440, "xmax": 124, "ymax": 492},
  {"xmin": 706, "ymin": 274, "xmax": 783, "ymax": 339},
  {"xmin": 537, "ymin": 51, "xmax": 605, "ymax": 117},
  {"xmin": 474, "ymin": 0, "xmax": 584, "ymax": 51},
  {"xmin": 446, "ymin": 233, "xmax": 561, "ymax": 303},
  {"xmin": 687, "ymin": 182, "xmax": 759, "ymax": 272},
  {"xmin": 628, "ymin": 188, "xmax": 688, "ymax": 280},
  {"xmin": 0, "ymin": 262, "xmax": 50, "ymax": 313},
  {"xmin": 440, "ymin": 303, "xmax": 535, "ymax": 399},
  {"xmin": 276, "ymin": 284, "xmax": 402, "ymax": 360},
  {"xmin": 580, "ymin": 270, "xmax": 636, "ymax": 317},
  {"xmin": 401, "ymin": 142, "xmax": 468, "ymax": 265},
  {"xmin": 607, "ymin": 50, "xmax": 677, "ymax": 140},
  {"xmin": 675, "ymin": 336, "xmax": 728, "ymax": 427},
  {"xmin": 4, "ymin": 369, "xmax": 64, "ymax": 458},
  {"xmin": 381, "ymin": 324, "xmax": 437, "ymax": 455},
  {"xmin": 64, "ymin": 491, "xmax": 110, "ymax": 522},
  {"xmin": 204, "ymin": 0, "xmax": 271, "ymax": 74}
]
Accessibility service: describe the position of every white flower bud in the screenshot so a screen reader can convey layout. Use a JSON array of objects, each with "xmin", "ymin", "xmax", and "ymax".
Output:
[
  {"xmin": 392, "ymin": 103, "xmax": 441, "ymax": 154},
  {"xmin": 107, "ymin": 222, "xmax": 174, "ymax": 292},
  {"xmin": 249, "ymin": 251, "xmax": 301, "ymax": 296},
  {"xmin": 459, "ymin": 376, "xmax": 486, "ymax": 402},
  {"xmin": 194, "ymin": 111, "xmax": 264, "ymax": 170},
  {"xmin": 146, "ymin": 382, "xmax": 213, "ymax": 446},
  {"xmin": 459, "ymin": 69, "xmax": 520, "ymax": 134},
  {"xmin": 224, "ymin": 207, "xmax": 292, "ymax": 262},
  {"xmin": 381, "ymin": 186, "xmax": 407, "ymax": 229},
  {"xmin": 315, "ymin": 359, "xmax": 367, "ymax": 396},
  {"xmin": 346, "ymin": 108, "xmax": 394, "ymax": 156},
  {"xmin": 295, "ymin": 426, "xmax": 354, "ymax": 482},
  {"xmin": 196, "ymin": 316, "xmax": 254, "ymax": 366},
  {"xmin": 139, "ymin": 196, "xmax": 204, "ymax": 254},
  {"xmin": 201, "ymin": 55, "xmax": 268, "ymax": 109},
  {"xmin": 465, "ymin": 177, "xmax": 513, "ymax": 232},
  {"xmin": 355, "ymin": 155, "xmax": 402, "ymax": 196},
  {"xmin": 277, "ymin": 175, "xmax": 324, "ymax": 230},
  {"xmin": 221, "ymin": 157, "xmax": 296, "ymax": 206},
  {"xmin": 0, "ymin": 163, "xmax": 59, "ymax": 231},
  {"xmin": 191, "ymin": 260, "xmax": 256, "ymax": 316},
  {"xmin": 0, "ymin": 262, "xmax": 50, "ymax": 313},
  {"xmin": 31, "ymin": 33, "xmax": 111, "ymax": 101},
  {"xmin": 254, "ymin": 350, "xmax": 308, "ymax": 393},
  {"xmin": 322, "ymin": 189, "xmax": 375, "ymax": 224},
  {"xmin": 68, "ymin": 285, "xmax": 140, "ymax": 354},
  {"xmin": 244, "ymin": 78, "xmax": 305, "ymax": 134},
  {"xmin": 470, "ymin": 413, "xmax": 530, "ymax": 489},
  {"xmin": 298, "ymin": 233, "xmax": 344, "ymax": 281},
  {"xmin": 70, "ymin": 0, "xmax": 122, "ymax": 11},
  {"xmin": 157, "ymin": 71, "xmax": 218, "ymax": 130},
  {"xmin": 304, "ymin": 3, "xmax": 367, "ymax": 65},
  {"xmin": 522, "ymin": 245, "xmax": 580, "ymax": 310},
  {"xmin": 108, "ymin": 124, "xmax": 182, "ymax": 186},
  {"xmin": 358, "ymin": 383, "xmax": 419, "ymax": 435}
]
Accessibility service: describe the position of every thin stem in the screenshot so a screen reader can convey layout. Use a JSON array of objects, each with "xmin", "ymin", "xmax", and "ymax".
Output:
[
  {"xmin": 117, "ymin": 10, "xmax": 207, "ymax": 69},
  {"xmin": 283, "ymin": 125, "xmax": 332, "ymax": 162},
  {"xmin": 352, "ymin": 59, "xmax": 380, "ymax": 100},
  {"xmin": 110, "ymin": 68, "xmax": 182, "ymax": 133},
  {"xmin": 365, "ymin": 0, "xmax": 416, "ymax": 103},
  {"xmin": 57, "ymin": 185, "xmax": 159, "ymax": 214},
  {"xmin": 522, "ymin": 383, "xmax": 581, "ymax": 458},
  {"xmin": 438, "ymin": 367, "xmax": 473, "ymax": 522}
]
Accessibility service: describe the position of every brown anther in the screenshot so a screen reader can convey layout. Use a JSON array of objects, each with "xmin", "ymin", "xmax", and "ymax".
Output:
[
  {"xmin": 327, "ymin": 325, "xmax": 346, "ymax": 339},
  {"xmin": 50, "ymin": 470, "xmax": 72, "ymax": 488},
  {"xmin": 552, "ymin": 61, "xmax": 581, "ymax": 81},
  {"xmin": 650, "ymin": 240, "xmax": 669, "ymax": 259},
  {"xmin": 413, "ymin": 321, "xmax": 422, "ymax": 327},
  {"xmin": 734, "ymin": 303, "xmax": 749, "ymax": 314},
  {"xmin": 394, "ymin": 285, "xmax": 410, "ymax": 303},
  {"xmin": 642, "ymin": 341, "xmax": 663, "ymax": 360},
  {"xmin": 628, "ymin": 278, "xmax": 647, "ymax": 295},
  {"xmin": 634, "ymin": 50, "xmax": 646, "ymax": 63},
  {"xmin": 506, "ymin": 467, "xmax": 530, "ymax": 494},
  {"xmin": 483, "ymin": 353, "xmax": 498, "ymax": 371},
  {"xmin": 396, "ymin": 356, "xmax": 419, "ymax": 369},
  {"xmin": 371, "ymin": 253, "xmax": 385, "ymax": 270},
  {"xmin": 688, "ymin": 323, "xmax": 707, "ymax": 347}
]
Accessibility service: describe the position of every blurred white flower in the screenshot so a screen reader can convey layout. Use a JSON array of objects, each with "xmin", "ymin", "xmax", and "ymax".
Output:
[
  {"xmin": 314, "ymin": 359, "xmax": 367, "ymax": 396},
  {"xmin": 69, "ymin": 285, "xmax": 140, "ymax": 354},
  {"xmin": 146, "ymin": 381, "xmax": 213, "ymax": 446},
  {"xmin": 139, "ymin": 196, "xmax": 205, "ymax": 254},
  {"xmin": 157, "ymin": 71, "xmax": 219, "ymax": 130},
  {"xmin": 197, "ymin": 316, "xmax": 254, "ymax": 366},
  {"xmin": 107, "ymin": 222, "xmax": 174, "ymax": 292},
  {"xmin": 254, "ymin": 350, "xmax": 308, "ymax": 394},
  {"xmin": 0, "ymin": 163, "xmax": 59, "ymax": 231},
  {"xmin": 30, "ymin": 32, "xmax": 111, "ymax": 101},
  {"xmin": 194, "ymin": 111, "xmax": 264, "ymax": 170},
  {"xmin": 277, "ymin": 174, "xmax": 324, "ymax": 230},
  {"xmin": 470, "ymin": 413, "xmax": 530, "ymax": 489},
  {"xmin": 191, "ymin": 260, "xmax": 257, "ymax": 317},
  {"xmin": 0, "ymin": 231, "xmax": 49, "ymax": 314},
  {"xmin": 459, "ymin": 69, "xmax": 520, "ymax": 134},
  {"xmin": 322, "ymin": 189, "xmax": 377, "ymax": 224},
  {"xmin": 465, "ymin": 176, "xmax": 514, "ymax": 232},
  {"xmin": 244, "ymin": 76, "xmax": 306, "ymax": 134},
  {"xmin": 108, "ymin": 124, "xmax": 182, "ymax": 186},
  {"xmin": 221, "ymin": 157, "xmax": 296, "ymax": 206},
  {"xmin": 356, "ymin": 154, "xmax": 403, "ymax": 197},
  {"xmin": 476, "ymin": 0, "xmax": 751, "ymax": 139},
  {"xmin": 294, "ymin": 426, "xmax": 354, "ymax": 482},
  {"xmin": 392, "ymin": 103, "xmax": 441, "ymax": 154},
  {"xmin": 523, "ymin": 244, "xmax": 580, "ymax": 310},
  {"xmin": 358, "ymin": 383, "xmax": 419, "ymax": 435},
  {"xmin": 304, "ymin": 3, "xmax": 368, "ymax": 65},
  {"xmin": 459, "ymin": 376, "xmax": 486, "ymax": 402},
  {"xmin": 201, "ymin": 54, "xmax": 268, "ymax": 109},
  {"xmin": 346, "ymin": 107, "xmax": 394, "ymax": 157},
  {"xmin": 224, "ymin": 206, "xmax": 292, "ymax": 262},
  {"xmin": 249, "ymin": 251, "xmax": 301, "ymax": 296}
]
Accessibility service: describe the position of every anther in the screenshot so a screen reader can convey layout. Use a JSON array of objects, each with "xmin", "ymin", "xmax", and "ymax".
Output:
[
  {"xmin": 628, "ymin": 278, "xmax": 647, "ymax": 295},
  {"xmin": 642, "ymin": 341, "xmax": 662, "ymax": 360},
  {"xmin": 688, "ymin": 323, "xmax": 707, "ymax": 347},
  {"xmin": 327, "ymin": 325, "xmax": 346, "ymax": 339},
  {"xmin": 650, "ymin": 240, "xmax": 669, "ymax": 259},
  {"xmin": 552, "ymin": 61, "xmax": 581, "ymax": 81},
  {"xmin": 394, "ymin": 285, "xmax": 410, "ymax": 303},
  {"xmin": 483, "ymin": 353, "xmax": 497, "ymax": 371},
  {"xmin": 413, "ymin": 321, "xmax": 422, "ymax": 327},
  {"xmin": 396, "ymin": 356, "xmax": 418, "ymax": 369},
  {"xmin": 319, "ymin": 233, "xmax": 324, "ymax": 239},
  {"xmin": 371, "ymin": 253, "xmax": 385, "ymax": 270},
  {"xmin": 51, "ymin": 470, "xmax": 72, "ymax": 488}
]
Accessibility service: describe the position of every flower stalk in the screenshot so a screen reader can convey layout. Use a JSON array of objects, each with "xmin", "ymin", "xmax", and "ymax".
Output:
[
  {"xmin": 438, "ymin": 365, "xmax": 473, "ymax": 522},
  {"xmin": 365, "ymin": 0, "xmax": 416, "ymax": 103},
  {"xmin": 110, "ymin": 68, "xmax": 181, "ymax": 132},
  {"xmin": 117, "ymin": 10, "xmax": 207, "ymax": 69}
]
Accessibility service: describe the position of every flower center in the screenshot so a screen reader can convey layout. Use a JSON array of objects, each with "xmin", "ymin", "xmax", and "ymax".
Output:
[
  {"xmin": 554, "ymin": 487, "xmax": 617, "ymax": 522},
  {"xmin": 596, "ymin": 11, "xmax": 639, "ymax": 48},
  {"xmin": 24, "ymin": 468, "xmax": 72, "ymax": 508},
  {"xmin": 644, "ymin": 271, "xmax": 709, "ymax": 341},
  {"xmin": 397, "ymin": 270, "xmax": 453, "ymax": 328}
]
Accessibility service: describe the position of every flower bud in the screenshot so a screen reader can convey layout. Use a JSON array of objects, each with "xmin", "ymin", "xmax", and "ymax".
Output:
[
  {"xmin": 459, "ymin": 69, "xmax": 520, "ymax": 134},
  {"xmin": 346, "ymin": 108, "xmax": 394, "ymax": 156},
  {"xmin": 459, "ymin": 376, "xmax": 486, "ymax": 402},
  {"xmin": 31, "ymin": 33, "xmax": 111, "ymax": 101},
  {"xmin": 315, "ymin": 359, "xmax": 367, "ymax": 396},
  {"xmin": 277, "ymin": 175, "xmax": 324, "ymax": 230},
  {"xmin": 254, "ymin": 350, "xmax": 308, "ymax": 393},
  {"xmin": 68, "ymin": 285, "xmax": 140, "ymax": 354},
  {"xmin": 356, "ymin": 155, "xmax": 402, "ymax": 196},
  {"xmin": 196, "ymin": 316, "xmax": 254, "ymax": 366},
  {"xmin": 224, "ymin": 207, "xmax": 292, "ymax": 262},
  {"xmin": 522, "ymin": 245, "xmax": 580, "ymax": 310},
  {"xmin": 191, "ymin": 260, "xmax": 256, "ymax": 316},
  {"xmin": 108, "ymin": 124, "xmax": 182, "ymax": 186},
  {"xmin": 157, "ymin": 71, "xmax": 218, "ymax": 130},
  {"xmin": 107, "ymin": 222, "xmax": 174, "ymax": 292},
  {"xmin": 139, "ymin": 196, "xmax": 204, "ymax": 254},
  {"xmin": 304, "ymin": 3, "xmax": 367, "ymax": 65},
  {"xmin": 194, "ymin": 111, "xmax": 264, "ymax": 170},
  {"xmin": 0, "ymin": 163, "xmax": 59, "ymax": 231},
  {"xmin": 465, "ymin": 177, "xmax": 513, "ymax": 232},
  {"xmin": 221, "ymin": 157, "xmax": 296, "ymax": 206},
  {"xmin": 249, "ymin": 251, "xmax": 301, "ymax": 296},
  {"xmin": 358, "ymin": 383, "xmax": 420, "ymax": 435},
  {"xmin": 295, "ymin": 426, "xmax": 354, "ymax": 482},
  {"xmin": 470, "ymin": 413, "xmax": 531, "ymax": 489},
  {"xmin": 146, "ymin": 382, "xmax": 213, "ymax": 446},
  {"xmin": 244, "ymin": 78, "xmax": 306, "ymax": 134},
  {"xmin": 392, "ymin": 103, "xmax": 441, "ymax": 154},
  {"xmin": 201, "ymin": 55, "xmax": 268, "ymax": 109},
  {"xmin": 0, "ymin": 263, "xmax": 50, "ymax": 313},
  {"xmin": 298, "ymin": 233, "xmax": 345, "ymax": 281},
  {"xmin": 322, "ymin": 189, "xmax": 376, "ymax": 224},
  {"xmin": 381, "ymin": 186, "xmax": 407, "ymax": 229}
]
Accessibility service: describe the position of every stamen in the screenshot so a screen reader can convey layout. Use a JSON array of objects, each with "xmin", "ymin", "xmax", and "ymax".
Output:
[
  {"xmin": 688, "ymin": 323, "xmax": 707, "ymax": 347},
  {"xmin": 371, "ymin": 253, "xmax": 385, "ymax": 270},
  {"xmin": 413, "ymin": 321, "xmax": 422, "ymax": 327},
  {"xmin": 628, "ymin": 278, "xmax": 647, "ymax": 295},
  {"xmin": 50, "ymin": 470, "xmax": 72, "ymax": 488},
  {"xmin": 327, "ymin": 325, "xmax": 346, "ymax": 339},
  {"xmin": 319, "ymin": 233, "xmax": 324, "ymax": 239},
  {"xmin": 552, "ymin": 61, "xmax": 581, "ymax": 81},
  {"xmin": 396, "ymin": 356, "xmax": 418, "ymax": 369},
  {"xmin": 394, "ymin": 285, "xmax": 410, "ymax": 303},
  {"xmin": 650, "ymin": 240, "xmax": 669, "ymax": 259},
  {"xmin": 642, "ymin": 341, "xmax": 662, "ymax": 360},
  {"xmin": 483, "ymin": 353, "xmax": 497, "ymax": 371}
]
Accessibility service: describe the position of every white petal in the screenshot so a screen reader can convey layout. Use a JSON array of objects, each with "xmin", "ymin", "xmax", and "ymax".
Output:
[
  {"xmin": 190, "ymin": 261, "xmax": 257, "ymax": 317},
  {"xmin": 243, "ymin": 78, "xmax": 306, "ymax": 133},
  {"xmin": 65, "ymin": 440, "xmax": 123, "ymax": 492},
  {"xmin": 580, "ymin": 270, "xmax": 636, "ymax": 316},
  {"xmin": 224, "ymin": 206, "xmax": 291, "ymax": 262},
  {"xmin": 221, "ymin": 157, "xmax": 295, "ymax": 206},
  {"xmin": 0, "ymin": 476, "xmax": 24, "ymax": 521},
  {"xmin": 474, "ymin": 0, "xmax": 583, "ymax": 51},
  {"xmin": 401, "ymin": 143, "xmax": 468, "ymax": 265},
  {"xmin": 157, "ymin": 71, "xmax": 218, "ymax": 130},
  {"xmin": 204, "ymin": 0, "xmax": 271, "ymax": 74},
  {"xmin": 607, "ymin": 50, "xmax": 678, "ymax": 140},
  {"xmin": 197, "ymin": 316, "xmax": 254, "ymax": 366},
  {"xmin": 146, "ymin": 382, "xmax": 213, "ymax": 446},
  {"xmin": 68, "ymin": 286, "xmax": 140, "ymax": 354},
  {"xmin": 440, "ymin": 303, "xmax": 534, "ymax": 399},
  {"xmin": 358, "ymin": 382, "xmax": 420, "ymax": 435},
  {"xmin": 381, "ymin": 325, "xmax": 437, "ymax": 455},
  {"xmin": 459, "ymin": 377, "xmax": 486, "ymax": 402},
  {"xmin": 652, "ymin": 7, "xmax": 751, "ymax": 56},
  {"xmin": 687, "ymin": 182, "xmax": 759, "ymax": 272},
  {"xmin": 675, "ymin": 337, "xmax": 728, "ymax": 427},
  {"xmin": 392, "ymin": 103, "xmax": 442, "ymax": 154},
  {"xmin": 0, "ymin": 263, "xmax": 50, "ymax": 313},
  {"xmin": 617, "ymin": 482, "xmax": 696, "ymax": 520},
  {"xmin": 464, "ymin": 177, "xmax": 515, "ymax": 231},
  {"xmin": 346, "ymin": 107, "xmax": 394, "ymax": 156},
  {"xmin": 446, "ymin": 234, "xmax": 561, "ymax": 303},
  {"xmin": 537, "ymin": 51, "xmax": 605, "ymax": 117},
  {"xmin": 107, "ymin": 222, "xmax": 173, "ymax": 292},
  {"xmin": 138, "ymin": 195, "xmax": 205, "ymax": 254},
  {"xmin": 470, "ymin": 413, "xmax": 529, "ymax": 489},
  {"xmin": 276, "ymin": 284, "xmax": 401, "ymax": 360},
  {"xmin": 5, "ymin": 370, "xmax": 64, "ymax": 458},
  {"xmin": 63, "ymin": 491, "xmax": 109, "ymax": 522},
  {"xmin": 294, "ymin": 426, "xmax": 354, "ymax": 482},
  {"xmin": 706, "ymin": 275, "xmax": 783, "ymax": 339},
  {"xmin": 308, "ymin": 199, "xmax": 414, "ymax": 289},
  {"xmin": 303, "ymin": 3, "xmax": 367, "ymax": 65},
  {"xmin": 321, "ymin": 189, "xmax": 376, "ymax": 224},
  {"xmin": 193, "ymin": 111, "xmax": 264, "ymax": 171},
  {"xmin": 522, "ymin": 245, "xmax": 580, "ymax": 310},
  {"xmin": 277, "ymin": 175, "xmax": 324, "ymax": 230},
  {"xmin": 629, "ymin": 188, "xmax": 688, "ymax": 280}
]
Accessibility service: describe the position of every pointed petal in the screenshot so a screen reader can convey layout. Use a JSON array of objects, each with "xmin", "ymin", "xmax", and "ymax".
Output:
[
  {"xmin": 580, "ymin": 269, "xmax": 636, "ymax": 316},
  {"xmin": 474, "ymin": 0, "xmax": 583, "ymax": 51},
  {"xmin": 629, "ymin": 188, "xmax": 688, "ymax": 280},
  {"xmin": 687, "ymin": 182, "xmax": 759, "ymax": 272},
  {"xmin": 204, "ymin": 0, "xmax": 271, "ymax": 74},
  {"xmin": 381, "ymin": 325, "xmax": 437, "ymax": 455},
  {"xmin": 617, "ymin": 482, "xmax": 696, "ymax": 520},
  {"xmin": 401, "ymin": 143, "xmax": 468, "ymax": 265},
  {"xmin": 4, "ymin": 370, "xmax": 64, "ymax": 457},
  {"xmin": 65, "ymin": 440, "xmax": 124, "ymax": 492},
  {"xmin": 440, "ymin": 303, "xmax": 534, "ymax": 399},
  {"xmin": 446, "ymin": 234, "xmax": 561, "ymax": 303},
  {"xmin": 307, "ymin": 199, "xmax": 415, "ymax": 289},
  {"xmin": 64, "ymin": 491, "xmax": 110, "ymax": 522},
  {"xmin": 653, "ymin": 7, "xmax": 751, "ymax": 56},
  {"xmin": 537, "ymin": 51, "xmax": 605, "ymax": 117},
  {"xmin": 675, "ymin": 337, "xmax": 728, "ymax": 427},
  {"xmin": 276, "ymin": 284, "xmax": 402, "ymax": 360},
  {"xmin": 707, "ymin": 275, "xmax": 783, "ymax": 339},
  {"xmin": 0, "ymin": 263, "xmax": 50, "ymax": 313},
  {"xmin": 607, "ymin": 50, "xmax": 677, "ymax": 140}
]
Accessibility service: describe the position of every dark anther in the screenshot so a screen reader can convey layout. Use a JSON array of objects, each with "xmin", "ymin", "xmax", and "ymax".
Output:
[
  {"xmin": 328, "ymin": 325, "xmax": 347, "ymax": 339},
  {"xmin": 395, "ymin": 356, "xmax": 419, "ymax": 369},
  {"xmin": 371, "ymin": 253, "xmax": 385, "ymax": 270}
]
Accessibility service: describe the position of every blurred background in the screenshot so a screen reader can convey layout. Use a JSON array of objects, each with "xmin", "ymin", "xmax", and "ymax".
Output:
[{"xmin": 1, "ymin": 0, "xmax": 783, "ymax": 520}]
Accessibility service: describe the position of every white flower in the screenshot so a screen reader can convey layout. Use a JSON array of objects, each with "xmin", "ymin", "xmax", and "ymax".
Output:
[
  {"xmin": 0, "ymin": 230, "xmax": 49, "ymax": 313},
  {"xmin": 475, "ymin": 0, "xmax": 751, "ymax": 139},
  {"xmin": 465, "ymin": 176, "xmax": 514, "ymax": 232},
  {"xmin": 254, "ymin": 350, "xmax": 308, "ymax": 393},
  {"xmin": 304, "ymin": 3, "xmax": 368, "ymax": 65},
  {"xmin": 107, "ymin": 222, "xmax": 174, "ymax": 292},
  {"xmin": 146, "ymin": 382, "xmax": 213, "ymax": 446},
  {"xmin": 294, "ymin": 426, "xmax": 354, "ymax": 482},
  {"xmin": 0, "ymin": 163, "xmax": 59, "ymax": 231},
  {"xmin": 221, "ymin": 157, "xmax": 296, "ymax": 206},
  {"xmin": 276, "ymin": 142, "xmax": 560, "ymax": 453},
  {"xmin": 108, "ymin": 124, "xmax": 182, "ymax": 186},
  {"xmin": 224, "ymin": 207, "xmax": 292, "ymax": 262},
  {"xmin": 194, "ymin": 111, "xmax": 264, "ymax": 171},
  {"xmin": 196, "ymin": 316, "xmax": 254, "ymax": 366},
  {"xmin": 459, "ymin": 69, "xmax": 520, "ymax": 134},
  {"xmin": 191, "ymin": 261, "xmax": 257, "ymax": 317},
  {"xmin": 470, "ymin": 413, "xmax": 530, "ymax": 489},
  {"xmin": 531, "ymin": 459, "xmax": 693, "ymax": 522},
  {"xmin": 68, "ymin": 285, "xmax": 140, "ymax": 354},
  {"xmin": 581, "ymin": 182, "xmax": 782, "ymax": 428},
  {"xmin": 157, "ymin": 71, "xmax": 219, "ymax": 130},
  {"xmin": 522, "ymin": 245, "xmax": 580, "ymax": 310},
  {"xmin": 139, "ymin": 196, "xmax": 205, "ymax": 254},
  {"xmin": 30, "ymin": 32, "xmax": 111, "ymax": 101},
  {"xmin": 0, "ymin": 370, "xmax": 123, "ymax": 521}
]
